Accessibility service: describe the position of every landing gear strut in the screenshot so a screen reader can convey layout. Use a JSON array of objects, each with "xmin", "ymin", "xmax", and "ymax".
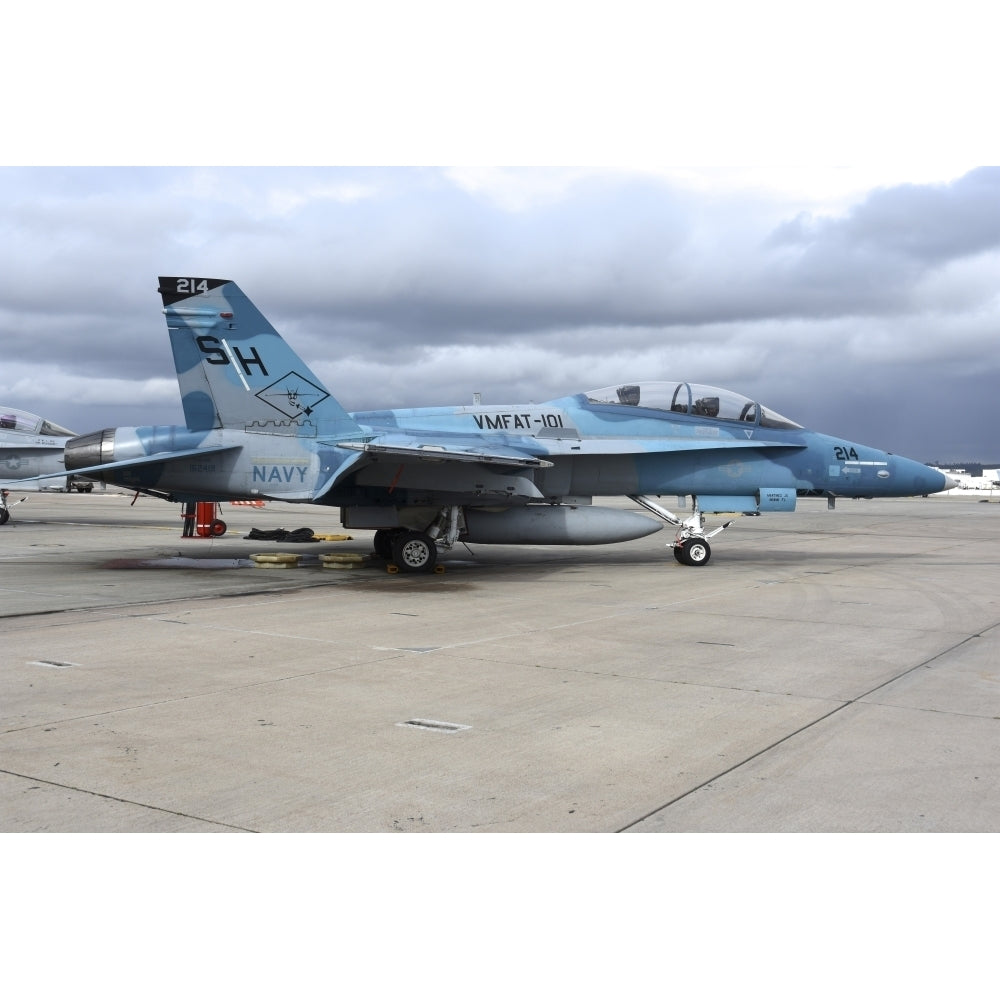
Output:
[{"xmin": 630, "ymin": 495, "xmax": 732, "ymax": 567}]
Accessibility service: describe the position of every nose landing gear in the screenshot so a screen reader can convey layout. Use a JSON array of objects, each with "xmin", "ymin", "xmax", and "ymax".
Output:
[
  {"xmin": 0, "ymin": 489, "xmax": 26, "ymax": 526},
  {"xmin": 630, "ymin": 494, "xmax": 733, "ymax": 567}
]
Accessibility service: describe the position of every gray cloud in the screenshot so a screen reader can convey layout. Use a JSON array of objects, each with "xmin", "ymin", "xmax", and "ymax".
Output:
[
  {"xmin": 764, "ymin": 168, "xmax": 1000, "ymax": 319},
  {"xmin": 1, "ymin": 166, "xmax": 996, "ymax": 461}
]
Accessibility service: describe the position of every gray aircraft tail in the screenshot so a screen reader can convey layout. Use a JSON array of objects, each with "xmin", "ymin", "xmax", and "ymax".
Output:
[{"xmin": 158, "ymin": 277, "xmax": 361, "ymax": 439}]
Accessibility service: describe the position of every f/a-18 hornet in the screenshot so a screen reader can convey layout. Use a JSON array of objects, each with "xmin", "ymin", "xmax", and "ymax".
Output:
[
  {"xmin": 1, "ymin": 407, "xmax": 85, "ymax": 524},
  {"xmin": 52, "ymin": 277, "xmax": 953, "ymax": 569},
  {"xmin": 1, "ymin": 407, "xmax": 76, "ymax": 489}
]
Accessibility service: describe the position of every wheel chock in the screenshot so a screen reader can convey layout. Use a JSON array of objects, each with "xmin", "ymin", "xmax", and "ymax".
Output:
[
  {"xmin": 321, "ymin": 552, "xmax": 368, "ymax": 570},
  {"xmin": 250, "ymin": 552, "xmax": 301, "ymax": 568}
]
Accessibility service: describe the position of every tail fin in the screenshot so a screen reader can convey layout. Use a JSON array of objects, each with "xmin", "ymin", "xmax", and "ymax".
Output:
[{"xmin": 158, "ymin": 277, "xmax": 361, "ymax": 439}]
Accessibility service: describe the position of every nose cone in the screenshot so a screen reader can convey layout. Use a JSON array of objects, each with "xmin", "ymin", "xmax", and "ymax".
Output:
[{"xmin": 892, "ymin": 457, "xmax": 952, "ymax": 496}]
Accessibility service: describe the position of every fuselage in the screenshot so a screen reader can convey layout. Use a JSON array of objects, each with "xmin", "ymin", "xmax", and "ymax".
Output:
[{"xmin": 63, "ymin": 381, "xmax": 949, "ymax": 505}]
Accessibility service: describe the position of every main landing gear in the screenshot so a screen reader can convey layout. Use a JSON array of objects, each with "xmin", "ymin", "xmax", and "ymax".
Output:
[
  {"xmin": 372, "ymin": 506, "xmax": 461, "ymax": 573},
  {"xmin": 630, "ymin": 495, "xmax": 733, "ymax": 567}
]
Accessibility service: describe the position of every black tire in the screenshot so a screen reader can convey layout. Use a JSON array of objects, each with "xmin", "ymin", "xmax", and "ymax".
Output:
[
  {"xmin": 210, "ymin": 519, "xmax": 227, "ymax": 537},
  {"xmin": 373, "ymin": 529, "xmax": 396, "ymax": 560},
  {"xmin": 0, "ymin": 509, "xmax": 9, "ymax": 526},
  {"xmin": 391, "ymin": 530, "xmax": 437, "ymax": 572},
  {"xmin": 673, "ymin": 545, "xmax": 685, "ymax": 563},
  {"xmin": 679, "ymin": 538, "xmax": 711, "ymax": 566}
]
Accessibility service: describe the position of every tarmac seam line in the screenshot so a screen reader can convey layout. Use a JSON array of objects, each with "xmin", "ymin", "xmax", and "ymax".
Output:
[
  {"xmin": 0, "ymin": 767, "xmax": 257, "ymax": 832},
  {"xmin": 615, "ymin": 627, "xmax": 993, "ymax": 832}
]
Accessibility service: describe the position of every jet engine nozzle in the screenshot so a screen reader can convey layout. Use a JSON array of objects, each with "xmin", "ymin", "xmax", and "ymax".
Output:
[{"xmin": 65, "ymin": 429, "xmax": 117, "ymax": 470}]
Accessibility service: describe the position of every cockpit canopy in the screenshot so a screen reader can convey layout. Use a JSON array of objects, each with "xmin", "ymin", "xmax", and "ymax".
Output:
[
  {"xmin": 584, "ymin": 382, "xmax": 801, "ymax": 430},
  {"xmin": 0, "ymin": 407, "xmax": 76, "ymax": 437}
]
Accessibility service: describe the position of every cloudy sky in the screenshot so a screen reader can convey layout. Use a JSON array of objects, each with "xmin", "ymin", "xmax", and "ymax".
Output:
[
  {"xmin": 3, "ymin": 4, "xmax": 997, "ymax": 464},
  {"xmin": 3, "ymin": 164, "xmax": 996, "ymax": 463}
]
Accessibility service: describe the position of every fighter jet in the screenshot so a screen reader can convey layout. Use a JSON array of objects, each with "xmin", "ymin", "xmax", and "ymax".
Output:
[
  {"xmin": 0, "ymin": 407, "xmax": 79, "ymax": 523},
  {"xmin": 45, "ymin": 276, "xmax": 954, "ymax": 568},
  {"xmin": 1, "ymin": 407, "xmax": 77, "ymax": 488}
]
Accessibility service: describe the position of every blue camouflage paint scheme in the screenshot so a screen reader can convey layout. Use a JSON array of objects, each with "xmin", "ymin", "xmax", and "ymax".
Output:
[{"xmin": 31, "ymin": 276, "xmax": 952, "ymax": 566}]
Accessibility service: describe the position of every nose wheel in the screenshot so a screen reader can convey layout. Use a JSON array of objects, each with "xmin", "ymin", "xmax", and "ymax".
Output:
[{"xmin": 673, "ymin": 537, "xmax": 711, "ymax": 566}]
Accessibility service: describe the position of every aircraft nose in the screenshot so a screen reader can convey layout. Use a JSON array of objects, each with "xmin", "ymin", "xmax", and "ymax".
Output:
[
  {"xmin": 889, "ymin": 456, "xmax": 954, "ymax": 496},
  {"xmin": 918, "ymin": 464, "xmax": 956, "ymax": 495}
]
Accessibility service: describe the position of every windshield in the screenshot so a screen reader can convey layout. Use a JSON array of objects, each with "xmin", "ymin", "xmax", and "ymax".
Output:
[{"xmin": 583, "ymin": 381, "xmax": 801, "ymax": 429}]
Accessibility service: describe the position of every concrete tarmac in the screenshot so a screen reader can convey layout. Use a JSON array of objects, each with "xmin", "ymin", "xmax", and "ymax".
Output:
[{"xmin": 2, "ymin": 489, "xmax": 998, "ymax": 832}]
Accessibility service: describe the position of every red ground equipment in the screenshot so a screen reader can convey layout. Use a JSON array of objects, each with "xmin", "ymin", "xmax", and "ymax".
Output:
[{"xmin": 181, "ymin": 501, "xmax": 227, "ymax": 538}]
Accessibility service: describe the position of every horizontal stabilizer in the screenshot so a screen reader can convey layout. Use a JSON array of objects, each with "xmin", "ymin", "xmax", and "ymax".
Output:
[{"xmin": 21, "ymin": 444, "xmax": 241, "ymax": 483}]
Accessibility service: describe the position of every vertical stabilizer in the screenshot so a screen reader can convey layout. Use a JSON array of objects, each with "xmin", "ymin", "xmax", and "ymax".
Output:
[{"xmin": 158, "ymin": 277, "xmax": 361, "ymax": 439}]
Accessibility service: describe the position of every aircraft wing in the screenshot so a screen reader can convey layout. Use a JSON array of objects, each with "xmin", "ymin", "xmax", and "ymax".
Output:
[{"xmin": 340, "ymin": 440, "xmax": 554, "ymax": 468}]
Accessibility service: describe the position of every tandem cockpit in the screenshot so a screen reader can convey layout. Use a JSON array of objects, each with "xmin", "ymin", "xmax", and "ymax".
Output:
[{"xmin": 583, "ymin": 381, "xmax": 802, "ymax": 430}]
